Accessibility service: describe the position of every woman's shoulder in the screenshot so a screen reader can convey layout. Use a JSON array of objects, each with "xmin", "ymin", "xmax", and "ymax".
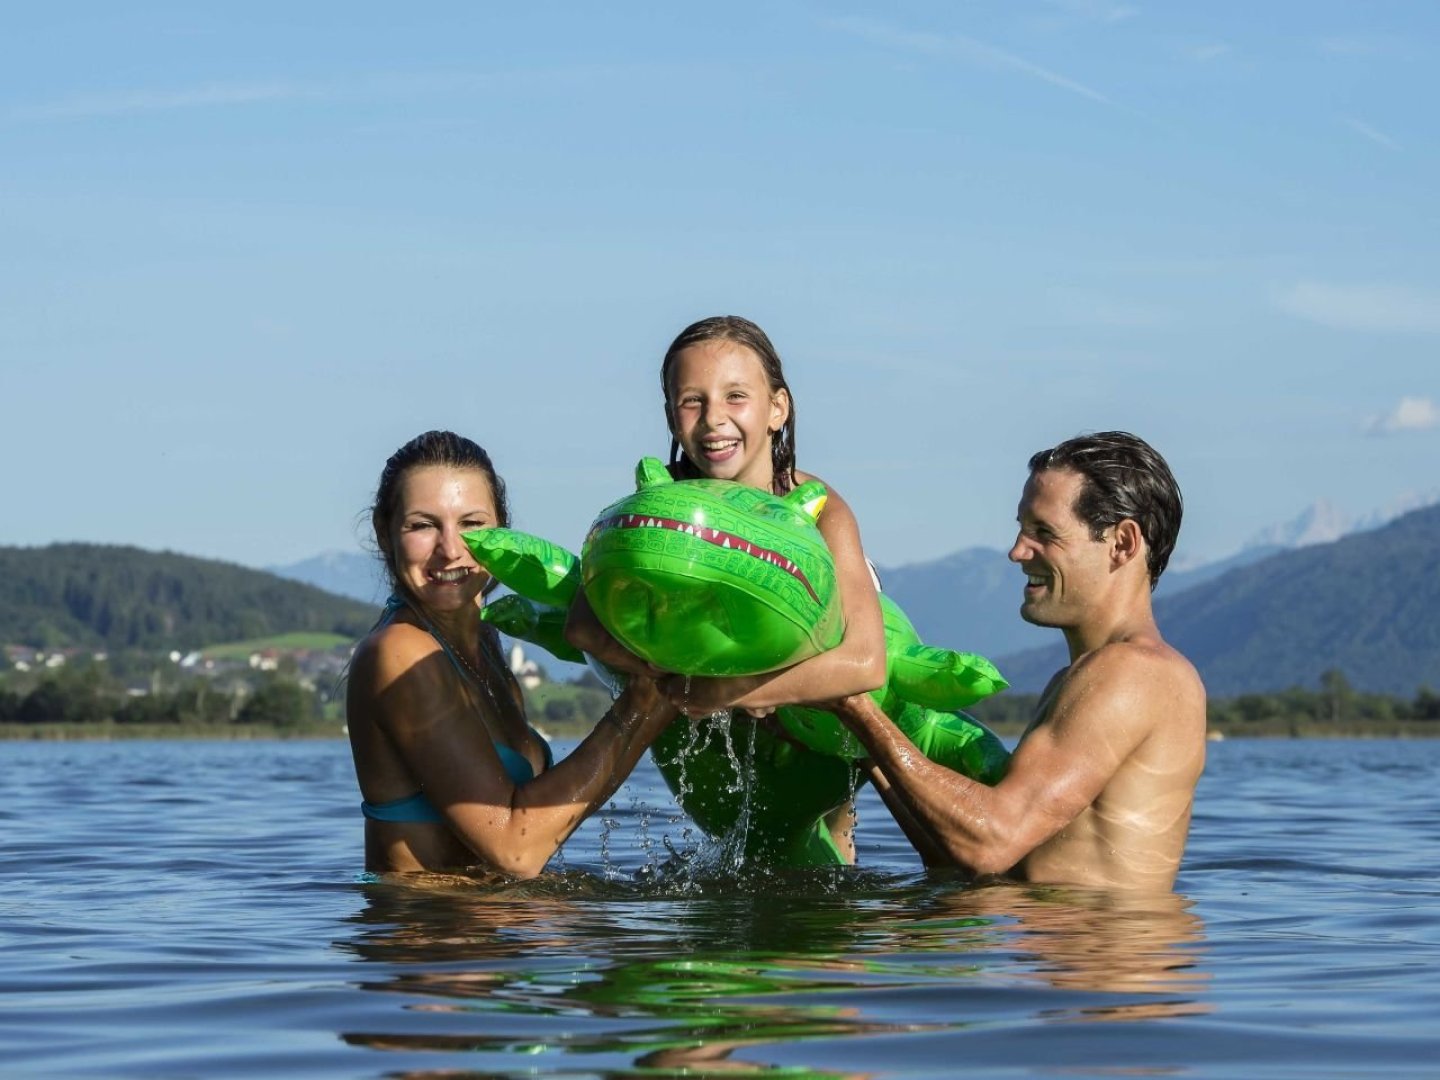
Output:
[{"xmin": 352, "ymin": 619, "xmax": 442, "ymax": 680}]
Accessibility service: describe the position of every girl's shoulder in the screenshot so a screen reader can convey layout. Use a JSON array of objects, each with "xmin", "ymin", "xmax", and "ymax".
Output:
[
  {"xmin": 792, "ymin": 468, "xmax": 851, "ymax": 511},
  {"xmin": 790, "ymin": 469, "xmax": 870, "ymax": 560},
  {"xmin": 792, "ymin": 466, "xmax": 837, "ymax": 494}
]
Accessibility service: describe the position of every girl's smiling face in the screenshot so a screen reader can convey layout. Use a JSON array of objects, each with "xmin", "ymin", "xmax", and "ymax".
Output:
[
  {"xmin": 667, "ymin": 339, "xmax": 790, "ymax": 491},
  {"xmin": 389, "ymin": 465, "xmax": 498, "ymax": 614}
]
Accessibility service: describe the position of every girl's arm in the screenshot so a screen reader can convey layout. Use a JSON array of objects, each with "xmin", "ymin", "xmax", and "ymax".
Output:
[
  {"xmin": 357, "ymin": 625, "xmax": 676, "ymax": 878},
  {"xmin": 663, "ymin": 480, "xmax": 887, "ymax": 714}
]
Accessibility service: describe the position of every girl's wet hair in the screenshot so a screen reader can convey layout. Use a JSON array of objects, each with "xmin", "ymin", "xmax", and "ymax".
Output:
[
  {"xmin": 370, "ymin": 430, "xmax": 510, "ymax": 599},
  {"xmin": 660, "ymin": 315, "xmax": 798, "ymax": 495}
]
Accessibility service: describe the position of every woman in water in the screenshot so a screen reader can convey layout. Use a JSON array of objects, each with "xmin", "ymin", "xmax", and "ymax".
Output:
[{"xmin": 346, "ymin": 430, "xmax": 677, "ymax": 876}]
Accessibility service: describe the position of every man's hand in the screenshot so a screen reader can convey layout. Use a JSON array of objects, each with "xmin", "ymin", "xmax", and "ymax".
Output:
[
  {"xmin": 826, "ymin": 692, "xmax": 883, "ymax": 727},
  {"xmin": 658, "ymin": 673, "xmax": 768, "ymax": 716}
]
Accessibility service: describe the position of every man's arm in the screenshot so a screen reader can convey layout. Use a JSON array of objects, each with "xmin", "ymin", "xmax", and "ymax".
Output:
[
  {"xmin": 837, "ymin": 647, "xmax": 1157, "ymax": 876},
  {"xmin": 863, "ymin": 765, "xmax": 953, "ymax": 867}
]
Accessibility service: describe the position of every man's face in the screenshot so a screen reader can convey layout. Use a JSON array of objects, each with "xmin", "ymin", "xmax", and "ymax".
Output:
[{"xmin": 1008, "ymin": 468, "xmax": 1113, "ymax": 628}]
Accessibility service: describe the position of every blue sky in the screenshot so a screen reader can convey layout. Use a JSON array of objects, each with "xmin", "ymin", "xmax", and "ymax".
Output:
[{"xmin": 3, "ymin": 2, "xmax": 1436, "ymax": 573}]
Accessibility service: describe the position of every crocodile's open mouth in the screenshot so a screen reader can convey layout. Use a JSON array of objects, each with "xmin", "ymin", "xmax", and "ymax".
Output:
[{"xmin": 591, "ymin": 512, "xmax": 820, "ymax": 603}]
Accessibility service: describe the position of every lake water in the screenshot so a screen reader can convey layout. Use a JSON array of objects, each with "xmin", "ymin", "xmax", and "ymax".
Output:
[{"xmin": 3, "ymin": 736, "xmax": 1438, "ymax": 1078}]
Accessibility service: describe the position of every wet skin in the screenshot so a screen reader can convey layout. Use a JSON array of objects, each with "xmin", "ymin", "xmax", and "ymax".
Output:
[{"xmin": 836, "ymin": 467, "xmax": 1206, "ymax": 891}]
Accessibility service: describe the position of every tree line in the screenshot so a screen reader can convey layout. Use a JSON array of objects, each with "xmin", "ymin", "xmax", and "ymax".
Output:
[
  {"xmin": 967, "ymin": 668, "xmax": 1440, "ymax": 736},
  {"xmin": 8, "ymin": 661, "xmax": 1437, "ymax": 738},
  {"xmin": 0, "ymin": 659, "xmax": 329, "ymax": 729}
]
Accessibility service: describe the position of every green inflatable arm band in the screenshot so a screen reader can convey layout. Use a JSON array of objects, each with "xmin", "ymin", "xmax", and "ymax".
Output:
[
  {"xmin": 480, "ymin": 594, "xmax": 585, "ymax": 664},
  {"xmin": 463, "ymin": 528, "xmax": 582, "ymax": 608},
  {"xmin": 889, "ymin": 644, "xmax": 1009, "ymax": 710},
  {"xmin": 892, "ymin": 703, "xmax": 1010, "ymax": 786}
]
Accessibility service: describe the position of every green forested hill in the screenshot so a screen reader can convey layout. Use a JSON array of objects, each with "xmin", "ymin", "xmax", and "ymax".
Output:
[
  {"xmin": 995, "ymin": 503, "xmax": 1440, "ymax": 696},
  {"xmin": 0, "ymin": 544, "xmax": 378, "ymax": 650}
]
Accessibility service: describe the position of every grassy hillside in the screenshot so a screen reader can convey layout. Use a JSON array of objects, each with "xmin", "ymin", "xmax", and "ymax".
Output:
[{"xmin": 0, "ymin": 543, "xmax": 377, "ymax": 651}]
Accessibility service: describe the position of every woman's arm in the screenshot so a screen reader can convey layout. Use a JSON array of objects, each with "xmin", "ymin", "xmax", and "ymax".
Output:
[
  {"xmin": 365, "ymin": 626, "xmax": 676, "ymax": 878},
  {"xmin": 663, "ymin": 481, "xmax": 887, "ymax": 715}
]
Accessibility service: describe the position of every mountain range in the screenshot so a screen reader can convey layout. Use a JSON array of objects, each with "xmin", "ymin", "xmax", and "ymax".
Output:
[
  {"xmin": 260, "ymin": 494, "xmax": 1440, "ymax": 697},
  {"xmin": 9, "ymin": 496, "xmax": 1417, "ymax": 690},
  {"xmin": 871, "ymin": 540, "xmax": 1281, "ymax": 663},
  {"xmin": 993, "ymin": 503, "xmax": 1440, "ymax": 696},
  {"xmin": 269, "ymin": 549, "xmax": 389, "ymax": 607}
]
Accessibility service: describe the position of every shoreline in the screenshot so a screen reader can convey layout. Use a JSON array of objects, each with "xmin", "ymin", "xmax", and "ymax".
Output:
[{"xmin": 4, "ymin": 722, "xmax": 1437, "ymax": 741}]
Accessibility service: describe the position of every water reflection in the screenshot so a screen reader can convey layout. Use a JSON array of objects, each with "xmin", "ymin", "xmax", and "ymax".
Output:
[
  {"xmin": 915, "ymin": 882, "xmax": 1212, "ymax": 1021},
  {"xmin": 336, "ymin": 870, "xmax": 1209, "ymax": 1073}
]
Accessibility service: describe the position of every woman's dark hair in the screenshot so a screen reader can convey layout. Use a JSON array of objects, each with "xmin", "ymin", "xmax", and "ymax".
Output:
[
  {"xmin": 1028, "ymin": 431, "xmax": 1183, "ymax": 588},
  {"xmin": 660, "ymin": 315, "xmax": 798, "ymax": 494},
  {"xmin": 371, "ymin": 430, "xmax": 510, "ymax": 599}
]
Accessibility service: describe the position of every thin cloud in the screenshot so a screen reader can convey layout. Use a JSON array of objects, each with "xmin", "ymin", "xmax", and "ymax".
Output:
[
  {"xmin": 1316, "ymin": 35, "xmax": 1402, "ymax": 57},
  {"xmin": 5, "ymin": 80, "xmax": 332, "ymax": 122},
  {"xmin": 1276, "ymin": 282, "xmax": 1440, "ymax": 334},
  {"xmin": 1042, "ymin": 0, "xmax": 1139, "ymax": 24},
  {"xmin": 1365, "ymin": 397, "xmax": 1440, "ymax": 436},
  {"xmin": 1048, "ymin": 287, "xmax": 1173, "ymax": 329},
  {"xmin": 1340, "ymin": 115, "xmax": 1400, "ymax": 151},
  {"xmin": 1190, "ymin": 43, "xmax": 1231, "ymax": 62},
  {"xmin": 4, "ymin": 65, "xmax": 691, "ymax": 126},
  {"xmin": 827, "ymin": 15, "xmax": 1115, "ymax": 106}
]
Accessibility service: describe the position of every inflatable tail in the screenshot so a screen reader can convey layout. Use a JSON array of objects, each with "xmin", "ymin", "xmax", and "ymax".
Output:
[{"xmin": 650, "ymin": 717, "xmax": 855, "ymax": 867}]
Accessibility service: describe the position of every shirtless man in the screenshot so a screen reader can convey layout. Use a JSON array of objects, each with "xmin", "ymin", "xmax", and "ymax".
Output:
[{"xmin": 834, "ymin": 431, "xmax": 1206, "ymax": 891}]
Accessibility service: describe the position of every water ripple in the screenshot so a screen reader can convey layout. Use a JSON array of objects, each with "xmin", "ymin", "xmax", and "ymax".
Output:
[{"xmin": 1, "ymin": 738, "xmax": 1438, "ymax": 1077}]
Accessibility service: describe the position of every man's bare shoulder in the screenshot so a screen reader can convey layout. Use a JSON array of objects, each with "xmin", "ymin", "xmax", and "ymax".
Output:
[
  {"xmin": 1048, "ymin": 636, "xmax": 1206, "ymax": 741},
  {"xmin": 1072, "ymin": 636, "xmax": 1202, "ymax": 688}
]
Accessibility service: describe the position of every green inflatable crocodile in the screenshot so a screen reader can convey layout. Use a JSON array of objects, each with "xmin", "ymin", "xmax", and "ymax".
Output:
[{"xmin": 465, "ymin": 457, "xmax": 1012, "ymax": 866}]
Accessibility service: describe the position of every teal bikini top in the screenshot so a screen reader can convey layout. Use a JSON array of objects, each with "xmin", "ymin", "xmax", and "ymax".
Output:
[
  {"xmin": 360, "ymin": 596, "xmax": 555, "ymax": 824},
  {"xmin": 361, "ymin": 737, "xmax": 553, "ymax": 823}
]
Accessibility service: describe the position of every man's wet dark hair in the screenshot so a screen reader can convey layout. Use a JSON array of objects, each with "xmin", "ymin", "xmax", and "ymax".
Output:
[{"xmin": 1028, "ymin": 431, "xmax": 1182, "ymax": 588}]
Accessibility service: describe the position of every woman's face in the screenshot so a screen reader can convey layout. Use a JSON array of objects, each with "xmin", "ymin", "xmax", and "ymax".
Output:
[
  {"xmin": 668, "ymin": 339, "xmax": 789, "ymax": 490},
  {"xmin": 388, "ymin": 465, "xmax": 498, "ymax": 614}
]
